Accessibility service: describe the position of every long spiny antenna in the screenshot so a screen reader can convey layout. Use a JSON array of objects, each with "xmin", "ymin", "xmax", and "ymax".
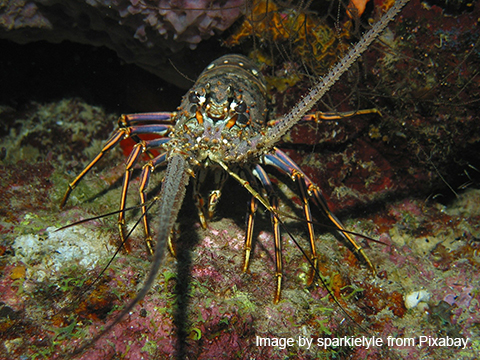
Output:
[{"xmin": 259, "ymin": 0, "xmax": 410, "ymax": 150}]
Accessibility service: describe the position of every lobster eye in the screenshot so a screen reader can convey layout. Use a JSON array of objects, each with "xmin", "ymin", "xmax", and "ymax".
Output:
[
  {"xmin": 188, "ymin": 92, "xmax": 200, "ymax": 103},
  {"xmin": 237, "ymin": 113, "xmax": 249, "ymax": 124},
  {"xmin": 235, "ymin": 101, "xmax": 246, "ymax": 113}
]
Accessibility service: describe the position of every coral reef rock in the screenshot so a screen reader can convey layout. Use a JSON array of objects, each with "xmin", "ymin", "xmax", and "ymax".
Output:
[{"xmin": 0, "ymin": 0, "xmax": 246, "ymax": 88}]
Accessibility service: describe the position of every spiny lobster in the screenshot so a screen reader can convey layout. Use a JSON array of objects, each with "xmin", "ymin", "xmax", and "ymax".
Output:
[{"xmin": 60, "ymin": 0, "xmax": 410, "ymax": 355}]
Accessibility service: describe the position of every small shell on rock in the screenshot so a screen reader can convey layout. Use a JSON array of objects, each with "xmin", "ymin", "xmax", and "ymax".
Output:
[{"xmin": 404, "ymin": 290, "xmax": 431, "ymax": 309}]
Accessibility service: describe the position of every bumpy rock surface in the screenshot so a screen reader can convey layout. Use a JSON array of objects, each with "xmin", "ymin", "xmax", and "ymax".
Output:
[{"xmin": 0, "ymin": 0, "xmax": 246, "ymax": 88}]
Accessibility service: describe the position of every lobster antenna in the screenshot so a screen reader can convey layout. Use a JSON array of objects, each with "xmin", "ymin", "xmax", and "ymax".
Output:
[{"xmin": 260, "ymin": 0, "xmax": 410, "ymax": 150}]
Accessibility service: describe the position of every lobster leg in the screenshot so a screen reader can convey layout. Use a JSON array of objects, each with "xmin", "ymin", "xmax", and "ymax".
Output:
[
  {"xmin": 216, "ymin": 160, "xmax": 287, "ymax": 302},
  {"xmin": 193, "ymin": 168, "xmax": 209, "ymax": 229},
  {"xmin": 294, "ymin": 171, "xmax": 319, "ymax": 286},
  {"xmin": 117, "ymin": 137, "xmax": 171, "ymax": 252},
  {"xmin": 61, "ymin": 112, "xmax": 173, "ymax": 251},
  {"xmin": 193, "ymin": 167, "xmax": 228, "ymax": 229},
  {"xmin": 242, "ymin": 169, "xmax": 261, "ymax": 273},
  {"xmin": 265, "ymin": 148, "xmax": 375, "ymax": 273},
  {"xmin": 61, "ymin": 129, "xmax": 125, "ymax": 208},
  {"xmin": 207, "ymin": 170, "xmax": 228, "ymax": 220},
  {"xmin": 61, "ymin": 115, "xmax": 172, "ymax": 208},
  {"xmin": 260, "ymin": 153, "xmax": 320, "ymax": 286},
  {"xmin": 243, "ymin": 194, "xmax": 258, "ymax": 273},
  {"xmin": 300, "ymin": 108, "xmax": 381, "ymax": 123},
  {"xmin": 117, "ymin": 142, "xmax": 144, "ymax": 252},
  {"xmin": 267, "ymin": 108, "xmax": 381, "ymax": 127},
  {"xmin": 138, "ymin": 152, "xmax": 168, "ymax": 254},
  {"xmin": 252, "ymin": 164, "xmax": 283, "ymax": 303},
  {"xmin": 117, "ymin": 112, "xmax": 175, "ymax": 126}
]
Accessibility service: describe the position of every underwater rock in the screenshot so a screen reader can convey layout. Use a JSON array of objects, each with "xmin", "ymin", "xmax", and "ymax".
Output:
[
  {"xmin": 0, "ymin": 0, "xmax": 246, "ymax": 88},
  {"xmin": 1, "ymin": 1, "xmax": 480, "ymax": 358}
]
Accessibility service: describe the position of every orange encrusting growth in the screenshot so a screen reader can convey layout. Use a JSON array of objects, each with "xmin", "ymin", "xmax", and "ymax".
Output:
[{"xmin": 225, "ymin": 0, "xmax": 353, "ymax": 85}]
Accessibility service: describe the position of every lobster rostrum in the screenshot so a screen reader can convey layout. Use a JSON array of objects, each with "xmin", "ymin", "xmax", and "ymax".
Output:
[{"xmin": 60, "ymin": 0, "xmax": 410, "ymax": 353}]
